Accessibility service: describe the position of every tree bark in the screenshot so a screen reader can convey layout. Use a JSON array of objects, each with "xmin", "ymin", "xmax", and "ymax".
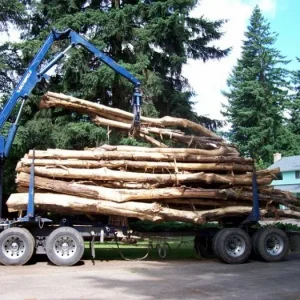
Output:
[
  {"xmin": 16, "ymin": 172, "xmax": 292, "ymax": 207},
  {"xmin": 94, "ymin": 144, "xmax": 244, "ymax": 156},
  {"xmin": 92, "ymin": 116, "xmax": 227, "ymax": 149},
  {"xmin": 17, "ymin": 166, "xmax": 275, "ymax": 185},
  {"xmin": 18, "ymin": 159, "xmax": 254, "ymax": 172},
  {"xmin": 139, "ymin": 133, "xmax": 168, "ymax": 148},
  {"xmin": 8, "ymin": 193, "xmax": 300, "ymax": 224},
  {"xmin": 40, "ymin": 92, "xmax": 222, "ymax": 139},
  {"xmin": 27, "ymin": 147, "xmax": 243, "ymax": 161}
]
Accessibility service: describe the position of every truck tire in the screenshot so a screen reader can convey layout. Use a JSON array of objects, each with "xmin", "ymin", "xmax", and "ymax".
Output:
[
  {"xmin": 253, "ymin": 227, "xmax": 289, "ymax": 262},
  {"xmin": 46, "ymin": 227, "xmax": 84, "ymax": 266},
  {"xmin": 212, "ymin": 230, "xmax": 224, "ymax": 259},
  {"xmin": 251, "ymin": 228, "xmax": 263, "ymax": 258},
  {"xmin": 216, "ymin": 228, "xmax": 251, "ymax": 264},
  {"xmin": 0, "ymin": 227, "xmax": 35, "ymax": 266}
]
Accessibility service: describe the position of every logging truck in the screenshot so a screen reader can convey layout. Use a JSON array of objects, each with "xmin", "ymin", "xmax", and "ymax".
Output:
[{"xmin": 0, "ymin": 29, "xmax": 299, "ymax": 267}]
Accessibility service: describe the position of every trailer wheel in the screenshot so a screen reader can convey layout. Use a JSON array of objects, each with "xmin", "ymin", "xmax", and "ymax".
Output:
[
  {"xmin": 46, "ymin": 227, "xmax": 84, "ymax": 266},
  {"xmin": 212, "ymin": 230, "xmax": 224, "ymax": 258},
  {"xmin": 0, "ymin": 227, "xmax": 35, "ymax": 266},
  {"xmin": 216, "ymin": 228, "xmax": 251, "ymax": 264},
  {"xmin": 251, "ymin": 229, "xmax": 263, "ymax": 258},
  {"xmin": 254, "ymin": 227, "xmax": 289, "ymax": 262}
]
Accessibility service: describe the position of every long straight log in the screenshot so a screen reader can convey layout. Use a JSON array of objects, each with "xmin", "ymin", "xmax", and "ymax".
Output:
[
  {"xmin": 41, "ymin": 92, "xmax": 222, "ymax": 139},
  {"xmin": 7, "ymin": 193, "xmax": 206, "ymax": 224},
  {"xmin": 96, "ymin": 145, "xmax": 243, "ymax": 156},
  {"xmin": 7, "ymin": 193, "xmax": 300, "ymax": 223},
  {"xmin": 17, "ymin": 173, "xmax": 294, "ymax": 209},
  {"xmin": 18, "ymin": 159, "xmax": 254, "ymax": 172},
  {"xmin": 18, "ymin": 172, "xmax": 247, "ymax": 203},
  {"xmin": 26, "ymin": 150, "xmax": 250, "ymax": 163},
  {"xmin": 17, "ymin": 166, "xmax": 275, "ymax": 185},
  {"xmin": 15, "ymin": 184, "xmax": 253, "ymax": 207},
  {"xmin": 92, "ymin": 116, "xmax": 226, "ymax": 149},
  {"xmin": 28, "ymin": 146, "xmax": 238, "ymax": 159}
]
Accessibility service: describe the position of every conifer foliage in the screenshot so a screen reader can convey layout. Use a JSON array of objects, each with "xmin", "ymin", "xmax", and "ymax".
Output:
[{"xmin": 223, "ymin": 6, "xmax": 290, "ymax": 165}]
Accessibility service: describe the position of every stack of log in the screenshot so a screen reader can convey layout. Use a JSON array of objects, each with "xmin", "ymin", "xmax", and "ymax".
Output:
[{"xmin": 6, "ymin": 92, "xmax": 300, "ymax": 224}]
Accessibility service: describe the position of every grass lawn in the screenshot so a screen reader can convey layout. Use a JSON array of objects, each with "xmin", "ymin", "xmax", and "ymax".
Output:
[{"xmin": 83, "ymin": 236, "xmax": 198, "ymax": 261}]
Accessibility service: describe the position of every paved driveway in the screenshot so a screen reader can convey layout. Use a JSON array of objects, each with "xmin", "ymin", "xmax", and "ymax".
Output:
[{"xmin": 1, "ymin": 254, "xmax": 300, "ymax": 300}]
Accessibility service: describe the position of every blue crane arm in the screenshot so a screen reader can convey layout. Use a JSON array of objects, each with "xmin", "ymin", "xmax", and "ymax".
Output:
[{"xmin": 0, "ymin": 28, "xmax": 142, "ymax": 159}]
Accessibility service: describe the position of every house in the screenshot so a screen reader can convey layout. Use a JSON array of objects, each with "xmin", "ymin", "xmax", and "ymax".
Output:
[{"xmin": 268, "ymin": 153, "xmax": 300, "ymax": 197}]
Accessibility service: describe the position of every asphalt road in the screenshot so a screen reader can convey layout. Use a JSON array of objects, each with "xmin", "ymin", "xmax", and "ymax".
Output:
[{"xmin": 1, "ymin": 254, "xmax": 300, "ymax": 300}]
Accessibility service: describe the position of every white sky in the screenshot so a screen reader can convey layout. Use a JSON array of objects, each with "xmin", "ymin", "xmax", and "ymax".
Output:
[
  {"xmin": 182, "ymin": 0, "xmax": 277, "ymax": 120},
  {"xmin": 0, "ymin": 0, "xmax": 277, "ymax": 121}
]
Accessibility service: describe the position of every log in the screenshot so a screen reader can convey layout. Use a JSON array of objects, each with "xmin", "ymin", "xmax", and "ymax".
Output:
[
  {"xmin": 7, "ymin": 193, "xmax": 206, "ymax": 224},
  {"xmin": 7, "ymin": 193, "xmax": 300, "ymax": 224},
  {"xmin": 94, "ymin": 145, "xmax": 244, "ymax": 156},
  {"xmin": 92, "ymin": 116, "xmax": 226, "ymax": 149},
  {"xmin": 28, "ymin": 146, "xmax": 239, "ymax": 159},
  {"xmin": 17, "ymin": 173, "xmax": 293, "ymax": 208},
  {"xmin": 26, "ymin": 150, "xmax": 249, "ymax": 163},
  {"xmin": 18, "ymin": 159, "xmax": 254, "ymax": 172},
  {"xmin": 139, "ymin": 133, "xmax": 168, "ymax": 148},
  {"xmin": 41, "ymin": 92, "xmax": 222, "ymax": 139},
  {"xmin": 17, "ymin": 166, "xmax": 275, "ymax": 185},
  {"xmin": 15, "ymin": 185, "xmax": 252, "ymax": 207},
  {"xmin": 98, "ymin": 181, "xmax": 161, "ymax": 189}
]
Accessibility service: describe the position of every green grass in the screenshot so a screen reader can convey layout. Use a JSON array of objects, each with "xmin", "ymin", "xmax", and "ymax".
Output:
[{"xmin": 83, "ymin": 237, "xmax": 198, "ymax": 261}]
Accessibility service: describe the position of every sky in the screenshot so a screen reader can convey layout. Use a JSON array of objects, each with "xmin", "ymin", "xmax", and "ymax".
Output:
[
  {"xmin": 1, "ymin": 0, "xmax": 300, "ymax": 121},
  {"xmin": 182, "ymin": 0, "xmax": 300, "ymax": 120}
]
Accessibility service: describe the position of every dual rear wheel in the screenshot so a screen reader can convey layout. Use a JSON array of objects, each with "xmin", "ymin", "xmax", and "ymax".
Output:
[
  {"xmin": 213, "ymin": 227, "xmax": 289, "ymax": 264},
  {"xmin": 251, "ymin": 227, "xmax": 289, "ymax": 262}
]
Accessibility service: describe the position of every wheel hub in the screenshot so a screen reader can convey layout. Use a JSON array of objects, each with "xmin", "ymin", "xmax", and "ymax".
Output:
[
  {"xmin": 2, "ymin": 236, "xmax": 26, "ymax": 259},
  {"xmin": 226, "ymin": 235, "xmax": 246, "ymax": 257},
  {"xmin": 265, "ymin": 235, "xmax": 284, "ymax": 256},
  {"xmin": 53, "ymin": 236, "xmax": 77, "ymax": 259}
]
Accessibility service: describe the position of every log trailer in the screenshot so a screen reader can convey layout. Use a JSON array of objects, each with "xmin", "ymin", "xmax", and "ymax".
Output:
[{"xmin": 0, "ymin": 29, "xmax": 299, "ymax": 266}]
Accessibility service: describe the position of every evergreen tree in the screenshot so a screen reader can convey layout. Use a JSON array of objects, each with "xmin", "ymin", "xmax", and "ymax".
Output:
[
  {"xmin": 0, "ymin": 0, "xmax": 26, "ymax": 31},
  {"xmin": 223, "ymin": 6, "xmax": 290, "ymax": 165},
  {"xmin": 288, "ymin": 58, "xmax": 300, "ymax": 135}
]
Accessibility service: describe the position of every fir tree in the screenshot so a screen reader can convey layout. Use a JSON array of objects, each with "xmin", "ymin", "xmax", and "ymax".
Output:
[
  {"xmin": 288, "ymin": 58, "xmax": 300, "ymax": 135},
  {"xmin": 0, "ymin": 0, "xmax": 26, "ymax": 31},
  {"xmin": 223, "ymin": 6, "xmax": 290, "ymax": 165}
]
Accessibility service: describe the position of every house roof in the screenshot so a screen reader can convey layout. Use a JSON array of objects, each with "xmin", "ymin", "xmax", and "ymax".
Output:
[{"xmin": 268, "ymin": 156, "xmax": 300, "ymax": 172}]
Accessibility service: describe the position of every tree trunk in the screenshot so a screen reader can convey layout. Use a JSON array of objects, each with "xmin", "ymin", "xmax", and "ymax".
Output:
[
  {"xmin": 17, "ymin": 172, "xmax": 294, "ymax": 209},
  {"xmin": 17, "ymin": 166, "xmax": 275, "ymax": 185},
  {"xmin": 8, "ymin": 193, "xmax": 300, "ymax": 224},
  {"xmin": 28, "ymin": 146, "xmax": 238, "ymax": 159},
  {"xmin": 139, "ymin": 133, "xmax": 168, "ymax": 148},
  {"xmin": 92, "ymin": 115, "xmax": 227, "ymax": 149},
  {"xmin": 18, "ymin": 159, "xmax": 254, "ymax": 172},
  {"xmin": 40, "ymin": 92, "xmax": 223, "ymax": 139}
]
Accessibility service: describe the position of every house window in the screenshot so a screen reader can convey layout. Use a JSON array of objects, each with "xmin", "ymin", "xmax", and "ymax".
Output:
[
  {"xmin": 276, "ymin": 173, "xmax": 283, "ymax": 180},
  {"xmin": 296, "ymin": 171, "xmax": 300, "ymax": 179}
]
